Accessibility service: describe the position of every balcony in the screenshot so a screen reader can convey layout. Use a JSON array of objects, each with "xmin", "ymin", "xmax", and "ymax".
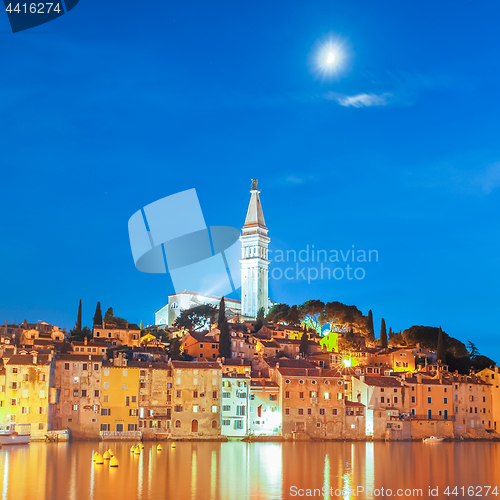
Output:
[{"xmin": 406, "ymin": 414, "xmax": 455, "ymax": 421}]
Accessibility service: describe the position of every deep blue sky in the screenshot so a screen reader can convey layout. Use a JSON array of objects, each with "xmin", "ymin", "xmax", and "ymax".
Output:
[{"xmin": 1, "ymin": 1, "xmax": 499, "ymax": 360}]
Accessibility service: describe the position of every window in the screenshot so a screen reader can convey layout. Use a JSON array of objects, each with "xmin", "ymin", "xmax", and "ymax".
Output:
[
  {"xmin": 381, "ymin": 397, "xmax": 385, "ymax": 403},
  {"xmin": 12, "ymin": 368, "xmax": 18, "ymax": 374},
  {"xmin": 101, "ymin": 408, "xmax": 111, "ymax": 416},
  {"xmin": 380, "ymin": 388, "xmax": 384, "ymax": 393},
  {"xmin": 129, "ymin": 409, "xmax": 139, "ymax": 416},
  {"xmin": 74, "ymin": 377, "xmax": 79, "ymax": 384},
  {"xmin": 212, "ymin": 405, "xmax": 218, "ymax": 413},
  {"xmin": 234, "ymin": 420, "xmax": 244, "ymax": 430},
  {"xmin": 337, "ymin": 393, "xmax": 343, "ymax": 400},
  {"xmin": 212, "ymin": 391, "xmax": 218, "ymax": 399},
  {"xmin": 82, "ymin": 363, "xmax": 88, "ymax": 371},
  {"xmin": 193, "ymin": 391, "xmax": 198, "ymax": 398},
  {"xmin": 101, "ymin": 423, "xmax": 109, "ymax": 431},
  {"xmin": 411, "ymin": 396, "xmax": 415, "ymax": 404},
  {"xmin": 176, "ymin": 390, "xmax": 182, "ymax": 398},
  {"xmin": 428, "ymin": 387, "xmax": 431, "ymax": 392},
  {"xmin": 174, "ymin": 405, "xmax": 183, "ymax": 412},
  {"xmin": 332, "ymin": 408, "xmax": 338, "ymax": 416},
  {"xmin": 128, "ymin": 424, "xmax": 137, "ymax": 431},
  {"xmin": 237, "ymin": 406, "xmax": 246, "ymax": 416},
  {"xmin": 307, "ymin": 408, "xmax": 312, "ymax": 415},
  {"xmin": 324, "ymin": 392, "xmax": 330, "ymax": 400},
  {"xmin": 132, "ymin": 396, "xmax": 136, "ymax": 403},
  {"xmin": 175, "ymin": 420, "xmax": 181, "ymax": 428},
  {"xmin": 285, "ymin": 379, "xmax": 291, "ymax": 384},
  {"xmin": 122, "ymin": 385, "xmax": 128, "ymax": 391},
  {"xmin": 222, "ymin": 392, "xmax": 230, "ymax": 398},
  {"xmin": 270, "ymin": 394, "xmax": 277, "ymax": 401},
  {"xmin": 10, "ymin": 399, "xmax": 17, "ymax": 406},
  {"xmin": 222, "ymin": 420, "xmax": 230, "ymax": 426},
  {"xmin": 122, "ymin": 369, "xmax": 128, "ymax": 377},
  {"xmin": 193, "ymin": 405, "xmax": 198, "ymax": 413},
  {"xmin": 104, "ymin": 368, "xmax": 109, "ymax": 376},
  {"xmin": 222, "ymin": 405, "xmax": 230, "ymax": 411},
  {"xmin": 298, "ymin": 408, "xmax": 304, "ymax": 415},
  {"xmin": 444, "ymin": 397, "xmax": 448, "ymax": 404},
  {"xmin": 309, "ymin": 391, "xmax": 317, "ymax": 398},
  {"xmin": 94, "ymin": 364, "xmax": 99, "ymax": 371},
  {"xmin": 212, "ymin": 420, "xmax": 218, "ymax": 429},
  {"xmin": 394, "ymin": 397, "xmax": 398, "ymax": 404},
  {"xmin": 285, "ymin": 408, "xmax": 290, "ymax": 415},
  {"xmin": 72, "ymin": 405, "xmax": 79, "ymax": 411},
  {"xmin": 299, "ymin": 380, "xmax": 304, "ymax": 384},
  {"xmin": 319, "ymin": 408, "xmax": 325, "ymax": 415},
  {"xmin": 428, "ymin": 397, "xmax": 432, "ymax": 404},
  {"xmin": 73, "ymin": 390, "xmax": 79, "ymax": 397},
  {"xmin": 299, "ymin": 392, "xmax": 304, "ymax": 399},
  {"xmin": 103, "ymin": 395, "xmax": 109, "ymax": 402}
]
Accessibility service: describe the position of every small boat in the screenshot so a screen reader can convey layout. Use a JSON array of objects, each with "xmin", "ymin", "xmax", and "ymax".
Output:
[
  {"xmin": 0, "ymin": 421, "xmax": 31, "ymax": 445},
  {"xmin": 423, "ymin": 436, "xmax": 444, "ymax": 443}
]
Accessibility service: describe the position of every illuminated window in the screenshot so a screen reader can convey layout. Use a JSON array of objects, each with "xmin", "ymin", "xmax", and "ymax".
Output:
[
  {"xmin": 193, "ymin": 405, "xmax": 198, "ymax": 413},
  {"xmin": 212, "ymin": 405, "xmax": 218, "ymax": 413},
  {"xmin": 324, "ymin": 392, "xmax": 330, "ymax": 400}
]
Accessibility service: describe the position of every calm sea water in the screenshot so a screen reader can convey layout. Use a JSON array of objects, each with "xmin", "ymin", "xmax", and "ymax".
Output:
[{"xmin": 1, "ymin": 441, "xmax": 499, "ymax": 500}]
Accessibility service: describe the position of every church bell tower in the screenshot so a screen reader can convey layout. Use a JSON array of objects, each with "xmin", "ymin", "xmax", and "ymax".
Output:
[{"xmin": 240, "ymin": 178, "xmax": 270, "ymax": 319}]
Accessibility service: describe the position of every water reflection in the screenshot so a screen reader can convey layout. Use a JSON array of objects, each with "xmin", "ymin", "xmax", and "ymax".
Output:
[{"xmin": 0, "ymin": 441, "xmax": 499, "ymax": 500}]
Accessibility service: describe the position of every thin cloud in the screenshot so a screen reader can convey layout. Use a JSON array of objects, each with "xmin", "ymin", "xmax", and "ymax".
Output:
[
  {"xmin": 325, "ymin": 91, "xmax": 393, "ymax": 108},
  {"xmin": 476, "ymin": 163, "xmax": 500, "ymax": 194}
]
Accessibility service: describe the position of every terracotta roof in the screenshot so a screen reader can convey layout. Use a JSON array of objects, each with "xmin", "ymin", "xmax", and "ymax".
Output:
[
  {"xmin": 56, "ymin": 354, "xmax": 103, "ymax": 362},
  {"xmin": 358, "ymin": 376, "xmax": 404, "ymax": 387},
  {"xmin": 265, "ymin": 358, "xmax": 316, "ymax": 369},
  {"xmin": 404, "ymin": 376, "xmax": 452, "ymax": 386},
  {"xmin": 223, "ymin": 358, "xmax": 252, "ymax": 366},
  {"xmin": 346, "ymin": 401, "xmax": 366, "ymax": 407},
  {"xmin": 6, "ymin": 354, "xmax": 52, "ymax": 365},
  {"xmin": 222, "ymin": 373, "xmax": 250, "ymax": 379},
  {"xmin": 171, "ymin": 360, "xmax": 221, "ymax": 370},
  {"xmin": 250, "ymin": 380, "xmax": 279, "ymax": 388}
]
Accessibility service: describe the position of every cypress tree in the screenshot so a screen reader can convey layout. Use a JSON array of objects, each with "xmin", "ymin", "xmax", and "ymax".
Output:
[
  {"xmin": 254, "ymin": 307, "xmax": 264, "ymax": 332},
  {"xmin": 140, "ymin": 320, "xmax": 144, "ymax": 331},
  {"xmin": 218, "ymin": 297, "xmax": 231, "ymax": 359},
  {"xmin": 437, "ymin": 327, "xmax": 445, "ymax": 363},
  {"xmin": 380, "ymin": 318, "xmax": 388, "ymax": 348},
  {"xmin": 76, "ymin": 299, "xmax": 82, "ymax": 332},
  {"xmin": 367, "ymin": 310, "xmax": 375, "ymax": 342},
  {"xmin": 299, "ymin": 329, "xmax": 309, "ymax": 357},
  {"xmin": 93, "ymin": 301, "xmax": 103, "ymax": 326}
]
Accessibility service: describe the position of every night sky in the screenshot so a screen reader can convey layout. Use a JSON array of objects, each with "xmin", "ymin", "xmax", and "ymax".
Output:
[{"xmin": 1, "ymin": 0, "xmax": 499, "ymax": 360}]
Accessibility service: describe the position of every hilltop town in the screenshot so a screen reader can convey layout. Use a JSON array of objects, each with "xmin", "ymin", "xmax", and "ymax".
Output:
[{"xmin": 0, "ymin": 182, "xmax": 498, "ymax": 442}]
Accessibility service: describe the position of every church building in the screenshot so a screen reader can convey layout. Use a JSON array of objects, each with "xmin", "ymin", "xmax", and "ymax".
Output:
[{"xmin": 155, "ymin": 180, "xmax": 271, "ymax": 326}]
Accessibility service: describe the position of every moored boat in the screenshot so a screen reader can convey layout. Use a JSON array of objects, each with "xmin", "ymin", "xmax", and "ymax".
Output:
[
  {"xmin": 0, "ymin": 421, "xmax": 31, "ymax": 445},
  {"xmin": 423, "ymin": 436, "xmax": 444, "ymax": 443}
]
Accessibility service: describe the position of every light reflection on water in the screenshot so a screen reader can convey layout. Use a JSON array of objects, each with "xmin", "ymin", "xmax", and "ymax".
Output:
[{"xmin": 0, "ymin": 441, "xmax": 499, "ymax": 500}]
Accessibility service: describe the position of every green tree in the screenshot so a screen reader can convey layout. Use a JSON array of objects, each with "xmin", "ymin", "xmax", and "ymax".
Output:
[
  {"xmin": 367, "ymin": 309, "xmax": 375, "ymax": 342},
  {"xmin": 467, "ymin": 341, "xmax": 480, "ymax": 358},
  {"xmin": 298, "ymin": 300, "xmax": 325, "ymax": 332},
  {"xmin": 380, "ymin": 318, "xmax": 388, "ymax": 348},
  {"xmin": 76, "ymin": 299, "xmax": 82, "ymax": 332},
  {"xmin": 103, "ymin": 307, "xmax": 129, "ymax": 328},
  {"xmin": 139, "ymin": 320, "xmax": 144, "ymax": 331},
  {"xmin": 254, "ymin": 307, "xmax": 265, "ymax": 332},
  {"xmin": 437, "ymin": 327, "xmax": 446, "ymax": 362},
  {"xmin": 169, "ymin": 336, "xmax": 181, "ymax": 359},
  {"xmin": 218, "ymin": 297, "xmax": 226, "ymax": 326},
  {"xmin": 266, "ymin": 303, "xmax": 290, "ymax": 324},
  {"xmin": 299, "ymin": 330, "xmax": 309, "ymax": 357},
  {"xmin": 104, "ymin": 307, "xmax": 114, "ymax": 323},
  {"xmin": 218, "ymin": 297, "xmax": 231, "ymax": 359},
  {"xmin": 93, "ymin": 301, "xmax": 102, "ymax": 326},
  {"xmin": 402, "ymin": 326, "xmax": 468, "ymax": 357},
  {"xmin": 287, "ymin": 305, "xmax": 301, "ymax": 326},
  {"xmin": 174, "ymin": 304, "xmax": 218, "ymax": 332}
]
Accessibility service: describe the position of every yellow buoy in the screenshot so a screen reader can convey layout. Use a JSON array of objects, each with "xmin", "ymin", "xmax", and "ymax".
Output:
[
  {"xmin": 95, "ymin": 453, "xmax": 104, "ymax": 465},
  {"xmin": 139, "ymin": 443, "xmax": 144, "ymax": 450},
  {"xmin": 171, "ymin": 443, "xmax": 176, "ymax": 449},
  {"xmin": 134, "ymin": 446, "xmax": 141, "ymax": 455},
  {"xmin": 130, "ymin": 446, "xmax": 135, "ymax": 453},
  {"xmin": 103, "ymin": 450, "xmax": 110, "ymax": 460},
  {"xmin": 157, "ymin": 444, "xmax": 162, "ymax": 451},
  {"xmin": 108, "ymin": 449, "xmax": 113, "ymax": 456},
  {"xmin": 93, "ymin": 452, "xmax": 98, "ymax": 461},
  {"xmin": 110, "ymin": 456, "xmax": 119, "ymax": 467}
]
